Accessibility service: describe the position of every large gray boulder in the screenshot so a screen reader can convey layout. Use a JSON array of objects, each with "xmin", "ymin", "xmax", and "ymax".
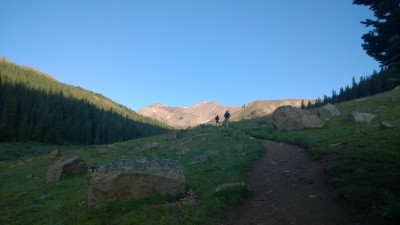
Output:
[
  {"xmin": 318, "ymin": 103, "xmax": 341, "ymax": 120},
  {"xmin": 87, "ymin": 156, "xmax": 186, "ymax": 207},
  {"xmin": 273, "ymin": 106, "xmax": 324, "ymax": 130},
  {"xmin": 46, "ymin": 156, "xmax": 87, "ymax": 183},
  {"xmin": 349, "ymin": 111, "xmax": 377, "ymax": 123}
]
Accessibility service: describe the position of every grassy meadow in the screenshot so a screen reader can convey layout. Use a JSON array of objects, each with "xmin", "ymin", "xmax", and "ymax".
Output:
[
  {"xmin": 0, "ymin": 125, "xmax": 265, "ymax": 225},
  {"xmin": 1, "ymin": 89, "xmax": 399, "ymax": 224},
  {"xmin": 231, "ymin": 89, "xmax": 400, "ymax": 220}
]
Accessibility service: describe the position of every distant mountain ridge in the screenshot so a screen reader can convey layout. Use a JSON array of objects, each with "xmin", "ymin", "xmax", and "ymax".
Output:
[
  {"xmin": 137, "ymin": 99, "xmax": 308, "ymax": 127},
  {"xmin": 137, "ymin": 102, "xmax": 240, "ymax": 127}
]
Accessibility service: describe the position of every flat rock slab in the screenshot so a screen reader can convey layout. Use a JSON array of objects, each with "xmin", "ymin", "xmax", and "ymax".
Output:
[{"xmin": 87, "ymin": 156, "xmax": 185, "ymax": 207}]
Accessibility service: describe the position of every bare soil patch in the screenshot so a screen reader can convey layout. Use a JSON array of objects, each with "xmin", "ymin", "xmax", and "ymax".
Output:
[{"xmin": 219, "ymin": 140, "xmax": 379, "ymax": 225}]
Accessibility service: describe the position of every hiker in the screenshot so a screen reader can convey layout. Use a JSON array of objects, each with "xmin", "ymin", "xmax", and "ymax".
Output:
[
  {"xmin": 215, "ymin": 115, "xmax": 220, "ymax": 124},
  {"xmin": 223, "ymin": 110, "xmax": 231, "ymax": 127}
]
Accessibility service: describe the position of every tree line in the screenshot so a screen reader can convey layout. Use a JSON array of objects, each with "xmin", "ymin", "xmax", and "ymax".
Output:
[
  {"xmin": 0, "ymin": 60, "xmax": 170, "ymax": 145},
  {"xmin": 312, "ymin": 69, "xmax": 399, "ymax": 107}
]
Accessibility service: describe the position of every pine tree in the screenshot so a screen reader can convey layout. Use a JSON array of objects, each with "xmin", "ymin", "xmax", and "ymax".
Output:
[{"xmin": 353, "ymin": 0, "xmax": 400, "ymax": 69}]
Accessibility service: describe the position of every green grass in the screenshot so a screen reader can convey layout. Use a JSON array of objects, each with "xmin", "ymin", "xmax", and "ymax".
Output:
[
  {"xmin": 231, "ymin": 89, "xmax": 400, "ymax": 221},
  {"xmin": 2, "ymin": 89, "xmax": 399, "ymax": 224},
  {"xmin": 0, "ymin": 125, "xmax": 265, "ymax": 225},
  {"xmin": 0, "ymin": 142, "xmax": 82, "ymax": 162}
]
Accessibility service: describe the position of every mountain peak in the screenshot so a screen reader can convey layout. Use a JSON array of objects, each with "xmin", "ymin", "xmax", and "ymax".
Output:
[{"xmin": 137, "ymin": 99, "xmax": 307, "ymax": 127}]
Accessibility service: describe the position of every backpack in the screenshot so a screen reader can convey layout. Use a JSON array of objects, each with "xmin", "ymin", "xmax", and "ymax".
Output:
[{"xmin": 224, "ymin": 111, "xmax": 230, "ymax": 118}]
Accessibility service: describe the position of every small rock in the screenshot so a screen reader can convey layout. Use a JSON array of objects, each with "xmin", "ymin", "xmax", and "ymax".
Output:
[
  {"xmin": 355, "ymin": 97, "xmax": 368, "ymax": 102},
  {"xmin": 380, "ymin": 121, "xmax": 394, "ymax": 128},
  {"xmin": 108, "ymin": 144, "xmax": 117, "ymax": 149},
  {"xmin": 39, "ymin": 194, "xmax": 51, "ymax": 200},
  {"xmin": 190, "ymin": 154, "xmax": 208, "ymax": 165},
  {"xmin": 308, "ymin": 194, "xmax": 318, "ymax": 199},
  {"xmin": 206, "ymin": 149, "xmax": 220, "ymax": 156},
  {"xmin": 49, "ymin": 149, "xmax": 62, "ymax": 159},
  {"xmin": 330, "ymin": 142, "xmax": 342, "ymax": 147},
  {"xmin": 97, "ymin": 148, "xmax": 108, "ymax": 154},
  {"xmin": 143, "ymin": 142, "xmax": 159, "ymax": 150},
  {"xmin": 213, "ymin": 182, "xmax": 247, "ymax": 195},
  {"xmin": 177, "ymin": 147, "xmax": 190, "ymax": 156}
]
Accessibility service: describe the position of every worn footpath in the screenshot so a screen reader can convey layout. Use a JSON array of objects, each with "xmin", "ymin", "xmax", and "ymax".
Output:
[{"xmin": 219, "ymin": 140, "xmax": 377, "ymax": 225}]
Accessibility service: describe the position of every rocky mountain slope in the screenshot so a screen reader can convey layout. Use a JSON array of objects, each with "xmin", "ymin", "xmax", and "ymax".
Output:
[
  {"xmin": 137, "ymin": 99, "xmax": 308, "ymax": 127},
  {"xmin": 137, "ymin": 102, "xmax": 240, "ymax": 127}
]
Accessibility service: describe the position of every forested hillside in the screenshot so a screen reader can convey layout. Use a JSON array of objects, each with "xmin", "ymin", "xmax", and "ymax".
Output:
[
  {"xmin": 312, "ymin": 69, "xmax": 399, "ymax": 107},
  {"xmin": 0, "ymin": 57, "xmax": 170, "ymax": 144}
]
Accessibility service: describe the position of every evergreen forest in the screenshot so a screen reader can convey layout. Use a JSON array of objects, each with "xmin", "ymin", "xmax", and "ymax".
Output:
[
  {"xmin": 0, "ymin": 58, "xmax": 170, "ymax": 145},
  {"xmin": 313, "ymin": 68, "xmax": 399, "ymax": 107}
]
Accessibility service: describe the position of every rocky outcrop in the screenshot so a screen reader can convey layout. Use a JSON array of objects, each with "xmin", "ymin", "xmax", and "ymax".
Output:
[
  {"xmin": 318, "ymin": 103, "xmax": 341, "ymax": 120},
  {"xmin": 272, "ymin": 106, "xmax": 324, "ymax": 130},
  {"xmin": 46, "ymin": 156, "xmax": 87, "ymax": 183},
  {"xmin": 87, "ymin": 156, "xmax": 186, "ymax": 207},
  {"xmin": 349, "ymin": 111, "xmax": 377, "ymax": 123}
]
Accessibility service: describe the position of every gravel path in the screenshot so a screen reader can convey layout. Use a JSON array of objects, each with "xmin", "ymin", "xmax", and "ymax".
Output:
[{"xmin": 219, "ymin": 139, "xmax": 376, "ymax": 225}]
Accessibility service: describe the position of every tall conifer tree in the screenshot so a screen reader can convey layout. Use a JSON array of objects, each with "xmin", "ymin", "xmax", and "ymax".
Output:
[{"xmin": 353, "ymin": 0, "xmax": 400, "ymax": 69}]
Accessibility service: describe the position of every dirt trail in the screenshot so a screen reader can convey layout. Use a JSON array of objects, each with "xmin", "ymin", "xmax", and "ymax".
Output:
[{"xmin": 219, "ymin": 140, "xmax": 375, "ymax": 225}]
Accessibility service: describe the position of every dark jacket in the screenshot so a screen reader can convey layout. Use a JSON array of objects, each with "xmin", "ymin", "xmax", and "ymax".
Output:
[{"xmin": 224, "ymin": 111, "xmax": 230, "ymax": 119}]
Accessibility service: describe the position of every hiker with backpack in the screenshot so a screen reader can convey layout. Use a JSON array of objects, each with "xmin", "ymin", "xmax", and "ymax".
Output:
[
  {"xmin": 223, "ymin": 110, "xmax": 231, "ymax": 127},
  {"xmin": 215, "ymin": 115, "xmax": 220, "ymax": 125}
]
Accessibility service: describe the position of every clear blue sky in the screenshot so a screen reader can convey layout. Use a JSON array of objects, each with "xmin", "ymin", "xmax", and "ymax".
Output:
[{"xmin": 1, "ymin": 0, "xmax": 379, "ymax": 110}]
